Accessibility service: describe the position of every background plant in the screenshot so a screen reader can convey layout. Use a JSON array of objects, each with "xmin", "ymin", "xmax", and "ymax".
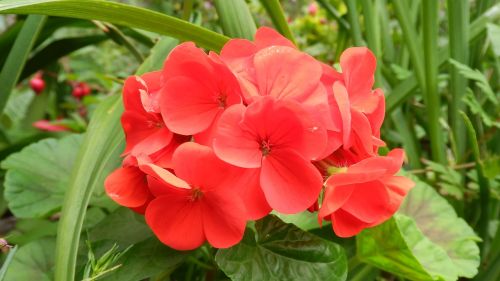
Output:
[{"xmin": 0, "ymin": 0, "xmax": 497, "ymax": 280}]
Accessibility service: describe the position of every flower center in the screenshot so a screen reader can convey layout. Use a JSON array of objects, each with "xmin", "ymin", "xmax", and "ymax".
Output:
[
  {"xmin": 216, "ymin": 93, "xmax": 227, "ymax": 108},
  {"xmin": 147, "ymin": 120, "xmax": 163, "ymax": 128},
  {"xmin": 260, "ymin": 140, "xmax": 272, "ymax": 156},
  {"xmin": 190, "ymin": 187, "xmax": 203, "ymax": 201}
]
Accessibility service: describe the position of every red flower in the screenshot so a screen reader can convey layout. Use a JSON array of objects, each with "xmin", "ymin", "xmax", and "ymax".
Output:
[
  {"xmin": 213, "ymin": 97, "xmax": 326, "ymax": 214},
  {"xmin": 121, "ymin": 72, "xmax": 173, "ymax": 157},
  {"xmin": 142, "ymin": 142, "xmax": 247, "ymax": 250},
  {"xmin": 322, "ymin": 47, "xmax": 386, "ymax": 158},
  {"xmin": 220, "ymin": 27, "xmax": 334, "ymax": 133},
  {"xmin": 160, "ymin": 42, "xmax": 242, "ymax": 144},
  {"xmin": 318, "ymin": 149, "xmax": 414, "ymax": 237}
]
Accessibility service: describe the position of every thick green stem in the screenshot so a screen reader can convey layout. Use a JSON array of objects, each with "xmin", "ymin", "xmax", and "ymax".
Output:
[
  {"xmin": 447, "ymin": 0, "xmax": 469, "ymax": 163},
  {"xmin": 345, "ymin": 0, "xmax": 364, "ymax": 46},
  {"xmin": 422, "ymin": 0, "xmax": 446, "ymax": 164}
]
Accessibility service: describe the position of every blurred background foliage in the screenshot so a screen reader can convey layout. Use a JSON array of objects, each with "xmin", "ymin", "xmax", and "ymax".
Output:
[{"xmin": 0, "ymin": 0, "xmax": 498, "ymax": 280}]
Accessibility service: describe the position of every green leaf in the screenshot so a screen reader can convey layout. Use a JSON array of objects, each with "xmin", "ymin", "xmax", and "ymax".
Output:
[
  {"xmin": 463, "ymin": 90, "xmax": 500, "ymax": 128},
  {"xmin": 423, "ymin": 160, "xmax": 464, "ymax": 199},
  {"xmin": 4, "ymin": 237, "xmax": 55, "ymax": 281},
  {"xmin": 0, "ymin": 0, "xmax": 228, "ymax": 51},
  {"xmin": 7, "ymin": 218, "xmax": 58, "ymax": 245},
  {"xmin": 357, "ymin": 176, "xmax": 481, "ymax": 281},
  {"xmin": 1, "ymin": 134, "xmax": 82, "ymax": 218},
  {"xmin": 1, "ymin": 89, "xmax": 35, "ymax": 127},
  {"xmin": 0, "ymin": 15, "xmax": 46, "ymax": 114},
  {"xmin": 216, "ymin": 215, "xmax": 347, "ymax": 281},
  {"xmin": 449, "ymin": 59, "xmax": 497, "ymax": 105},
  {"xmin": 87, "ymin": 208, "xmax": 152, "ymax": 245},
  {"xmin": 214, "ymin": 0, "xmax": 257, "ymax": 40},
  {"xmin": 272, "ymin": 211, "xmax": 323, "ymax": 231}
]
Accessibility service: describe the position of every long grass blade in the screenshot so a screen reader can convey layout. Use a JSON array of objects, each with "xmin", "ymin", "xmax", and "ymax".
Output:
[
  {"xmin": 0, "ymin": 0, "xmax": 229, "ymax": 51},
  {"xmin": 0, "ymin": 246, "xmax": 18, "ymax": 281},
  {"xmin": 258, "ymin": 0, "xmax": 295, "ymax": 43},
  {"xmin": 447, "ymin": 0, "xmax": 469, "ymax": 162},
  {"xmin": 316, "ymin": 0, "xmax": 350, "ymax": 31},
  {"xmin": 54, "ymin": 94, "xmax": 124, "ymax": 281},
  {"xmin": 0, "ymin": 15, "xmax": 46, "ymax": 113},
  {"xmin": 345, "ymin": 0, "xmax": 364, "ymax": 46},
  {"xmin": 460, "ymin": 112, "xmax": 490, "ymax": 254},
  {"xmin": 215, "ymin": 0, "xmax": 256, "ymax": 40},
  {"xmin": 387, "ymin": 3, "xmax": 500, "ymax": 113}
]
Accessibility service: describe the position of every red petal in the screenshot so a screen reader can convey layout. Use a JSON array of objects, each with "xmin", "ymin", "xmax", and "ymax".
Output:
[
  {"xmin": 254, "ymin": 26, "xmax": 295, "ymax": 49},
  {"xmin": 122, "ymin": 76, "xmax": 147, "ymax": 113},
  {"xmin": 104, "ymin": 167, "xmax": 150, "ymax": 208},
  {"xmin": 332, "ymin": 82, "xmax": 352, "ymax": 147},
  {"xmin": 339, "ymin": 47, "xmax": 376, "ymax": 99},
  {"xmin": 163, "ymin": 42, "xmax": 214, "ymax": 81},
  {"xmin": 340, "ymin": 181, "xmax": 389, "ymax": 223},
  {"xmin": 234, "ymin": 168, "xmax": 271, "ymax": 220},
  {"xmin": 145, "ymin": 194, "xmax": 205, "ymax": 250},
  {"xmin": 121, "ymin": 111, "xmax": 171, "ymax": 155},
  {"xmin": 161, "ymin": 76, "xmax": 222, "ymax": 135},
  {"xmin": 366, "ymin": 89, "xmax": 386, "ymax": 136},
  {"xmin": 202, "ymin": 190, "xmax": 247, "ymax": 248},
  {"xmin": 382, "ymin": 176, "xmax": 415, "ymax": 218},
  {"xmin": 331, "ymin": 208, "xmax": 370, "ymax": 237},
  {"xmin": 213, "ymin": 104, "xmax": 262, "ymax": 168},
  {"xmin": 172, "ymin": 142, "xmax": 241, "ymax": 192},
  {"xmin": 351, "ymin": 110, "xmax": 376, "ymax": 155},
  {"xmin": 140, "ymin": 163, "xmax": 191, "ymax": 196},
  {"xmin": 318, "ymin": 182, "xmax": 354, "ymax": 220},
  {"xmin": 260, "ymin": 148, "xmax": 323, "ymax": 214},
  {"xmin": 149, "ymin": 135, "xmax": 187, "ymax": 169},
  {"xmin": 253, "ymin": 46, "xmax": 322, "ymax": 102}
]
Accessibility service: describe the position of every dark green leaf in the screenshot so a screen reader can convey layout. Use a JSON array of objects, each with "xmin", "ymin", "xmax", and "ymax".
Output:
[
  {"xmin": 87, "ymin": 208, "xmax": 152, "ymax": 245},
  {"xmin": 1, "ymin": 134, "xmax": 82, "ymax": 218},
  {"xmin": 449, "ymin": 59, "xmax": 497, "ymax": 105},
  {"xmin": 216, "ymin": 215, "xmax": 347, "ymax": 281}
]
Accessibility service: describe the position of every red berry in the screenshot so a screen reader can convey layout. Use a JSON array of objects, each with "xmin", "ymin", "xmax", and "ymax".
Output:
[
  {"xmin": 72, "ymin": 82, "xmax": 91, "ymax": 99},
  {"xmin": 30, "ymin": 77, "xmax": 45, "ymax": 95}
]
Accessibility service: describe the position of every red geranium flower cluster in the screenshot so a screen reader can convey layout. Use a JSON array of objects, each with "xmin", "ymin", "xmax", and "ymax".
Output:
[{"xmin": 105, "ymin": 27, "xmax": 414, "ymax": 250}]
